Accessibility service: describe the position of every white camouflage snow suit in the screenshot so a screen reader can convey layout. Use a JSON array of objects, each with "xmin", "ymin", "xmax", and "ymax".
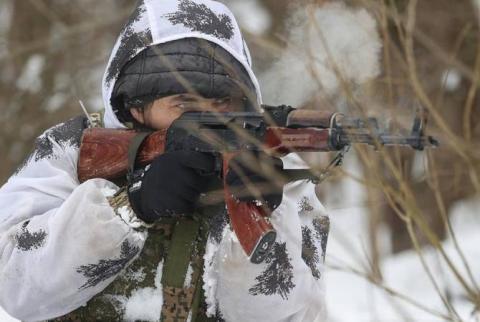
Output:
[{"xmin": 0, "ymin": 0, "xmax": 329, "ymax": 321}]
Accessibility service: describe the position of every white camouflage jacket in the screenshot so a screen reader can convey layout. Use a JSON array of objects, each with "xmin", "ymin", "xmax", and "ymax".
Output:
[{"xmin": 0, "ymin": 1, "xmax": 329, "ymax": 321}]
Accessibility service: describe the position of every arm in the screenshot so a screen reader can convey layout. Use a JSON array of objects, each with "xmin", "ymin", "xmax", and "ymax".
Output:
[{"xmin": 0, "ymin": 117, "xmax": 147, "ymax": 321}]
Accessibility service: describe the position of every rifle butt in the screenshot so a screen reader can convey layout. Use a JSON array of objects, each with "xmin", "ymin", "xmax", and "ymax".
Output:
[{"xmin": 78, "ymin": 128, "xmax": 167, "ymax": 182}]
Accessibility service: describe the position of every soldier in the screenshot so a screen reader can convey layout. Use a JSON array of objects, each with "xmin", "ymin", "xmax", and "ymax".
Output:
[{"xmin": 0, "ymin": 0, "xmax": 329, "ymax": 321}]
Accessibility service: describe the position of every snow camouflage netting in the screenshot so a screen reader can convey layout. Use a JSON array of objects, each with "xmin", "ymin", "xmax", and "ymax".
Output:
[
  {"xmin": 76, "ymin": 240, "xmax": 141, "ymax": 290},
  {"xmin": 165, "ymin": 0, "xmax": 235, "ymax": 40},
  {"xmin": 0, "ymin": 0, "xmax": 329, "ymax": 321},
  {"xmin": 14, "ymin": 221, "xmax": 47, "ymax": 252},
  {"xmin": 14, "ymin": 116, "xmax": 86, "ymax": 175}
]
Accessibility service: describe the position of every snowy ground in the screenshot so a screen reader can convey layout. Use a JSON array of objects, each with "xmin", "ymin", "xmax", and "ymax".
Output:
[{"xmin": 323, "ymin": 153, "xmax": 480, "ymax": 322}]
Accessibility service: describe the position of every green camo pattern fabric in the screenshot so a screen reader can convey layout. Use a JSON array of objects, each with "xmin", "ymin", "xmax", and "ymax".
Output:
[
  {"xmin": 48, "ymin": 219, "xmax": 220, "ymax": 322},
  {"xmin": 49, "ymin": 222, "xmax": 172, "ymax": 321}
]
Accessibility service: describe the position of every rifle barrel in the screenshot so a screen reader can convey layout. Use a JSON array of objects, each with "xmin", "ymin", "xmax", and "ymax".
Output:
[{"xmin": 339, "ymin": 132, "xmax": 439, "ymax": 150}]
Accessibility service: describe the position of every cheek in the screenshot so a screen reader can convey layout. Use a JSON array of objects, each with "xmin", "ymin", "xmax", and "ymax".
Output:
[{"xmin": 150, "ymin": 107, "xmax": 183, "ymax": 129}]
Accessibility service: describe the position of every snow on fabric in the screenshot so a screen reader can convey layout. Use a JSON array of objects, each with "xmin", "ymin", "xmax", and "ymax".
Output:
[
  {"xmin": 202, "ymin": 234, "xmax": 222, "ymax": 316},
  {"xmin": 260, "ymin": 2, "xmax": 382, "ymax": 106},
  {"xmin": 123, "ymin": 261, "xmax": 164, "ymax": 321}
]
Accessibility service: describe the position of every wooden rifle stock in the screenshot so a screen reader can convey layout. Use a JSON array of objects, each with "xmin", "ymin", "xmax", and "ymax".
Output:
[{"xmin": 78, "ymin": 128, "xmax": 167, "ymax": 182}]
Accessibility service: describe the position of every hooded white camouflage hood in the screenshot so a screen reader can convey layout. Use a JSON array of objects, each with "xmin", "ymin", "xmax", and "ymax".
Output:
[{"xmin": 102, "ymin": 0, "xmax": 262, "ymax": 129}]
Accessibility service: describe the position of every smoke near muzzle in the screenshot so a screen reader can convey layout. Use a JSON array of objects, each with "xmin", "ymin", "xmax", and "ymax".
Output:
[{"xmin": 259, "ymin": 2, "xmax": 382, "ymax": 109}]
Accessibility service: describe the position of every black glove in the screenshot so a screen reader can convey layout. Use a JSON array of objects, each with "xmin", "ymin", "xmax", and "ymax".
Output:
[
  {"xmin": 128, "ymin": 151, "xmax": 218, "ymax": 222},
  {"xmin": 226, "ymin": 152, "xmax": 284, "ymax": 211}
]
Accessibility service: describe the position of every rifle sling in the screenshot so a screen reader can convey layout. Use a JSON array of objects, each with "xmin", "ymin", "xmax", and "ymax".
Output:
[
  {"xmin": 127, "ymin": 131, "xmax": 152, "ymax": 179},
  {"xmin": 161, "ymin": 217, "xmax": 206, "ymax": 321},
  {"xmin": 162, "ymin": 218, "xmax": 200, "ymax": 288},
  {"xmin": 281, "ymin": 148, "xmax": 348, "ymax": 185}
]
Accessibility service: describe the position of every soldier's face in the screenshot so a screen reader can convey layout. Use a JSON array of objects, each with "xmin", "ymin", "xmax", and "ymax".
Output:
[{"xmin": 130, "ymin": 93, "xmax": 243, "ymax": 130}]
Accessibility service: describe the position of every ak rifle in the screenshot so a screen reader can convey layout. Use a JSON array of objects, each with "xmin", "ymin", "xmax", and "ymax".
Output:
[{"xmin": 77, "ymin": 105, "xmax": 438, "ymax": 264}]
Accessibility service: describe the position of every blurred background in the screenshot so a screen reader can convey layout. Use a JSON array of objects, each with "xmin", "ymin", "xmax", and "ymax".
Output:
[{"xmin": 1, "ymin": 0, "xmax": 480, "ymax": 321}]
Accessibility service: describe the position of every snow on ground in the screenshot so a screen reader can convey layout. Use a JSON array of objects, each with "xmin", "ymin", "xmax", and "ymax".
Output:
[{"xmin": 324, "ymin": 153, "xmax": 480, "ymax": 322}]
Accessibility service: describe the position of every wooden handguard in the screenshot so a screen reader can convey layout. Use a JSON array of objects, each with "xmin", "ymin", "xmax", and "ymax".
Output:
[{"xmin": 222, "ymin": 153, "xmax": 277, "ymax": 263}]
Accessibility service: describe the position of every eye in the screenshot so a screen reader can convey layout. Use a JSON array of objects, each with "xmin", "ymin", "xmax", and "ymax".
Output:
[{"xmin": 214, "ymin": 97, "xmax": 231, "ymax": 105}]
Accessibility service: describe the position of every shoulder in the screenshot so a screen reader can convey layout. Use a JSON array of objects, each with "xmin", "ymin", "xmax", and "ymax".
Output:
[
  {"xmin": 37, "ymin": 115, "xmax": 88, "ymax": 154},
  {"xmin": 15, "ymin": 115, "xmax": 88, "ymax": 175}
]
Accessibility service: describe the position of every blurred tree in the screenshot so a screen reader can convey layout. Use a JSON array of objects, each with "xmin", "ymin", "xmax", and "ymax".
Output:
[
  {"xmin": 0, "ymin": 0, "xmax": 135, "ymax": 183},
  {"xmin": 359, "ymin": 0, "xmax": 480, "ymax": 255}
]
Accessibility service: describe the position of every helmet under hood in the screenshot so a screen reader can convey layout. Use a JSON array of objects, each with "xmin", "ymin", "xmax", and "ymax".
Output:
[{"xmin": 102, "ymin": 0, "xmax": 262, "ymax": 129}]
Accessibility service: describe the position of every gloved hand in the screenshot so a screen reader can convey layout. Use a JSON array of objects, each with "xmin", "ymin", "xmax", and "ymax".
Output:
[
  {"xmin": 128, "ymin": 151, "xmax": 219, "ymax": 222},
  {"xmin": 226, "ymin": 152, "xmax": 284, "ymax": 211}
]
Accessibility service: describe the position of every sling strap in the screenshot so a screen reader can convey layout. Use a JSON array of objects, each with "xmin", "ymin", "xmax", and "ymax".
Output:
[{"xmin": 161, "ymin": 218, "xmax": 205, "ymax": 322}]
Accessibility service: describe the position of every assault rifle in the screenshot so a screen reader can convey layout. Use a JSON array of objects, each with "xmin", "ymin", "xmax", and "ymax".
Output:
[{"xmin": 77, "ymin": 105, "xmax": 438, "ymax": 264}]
